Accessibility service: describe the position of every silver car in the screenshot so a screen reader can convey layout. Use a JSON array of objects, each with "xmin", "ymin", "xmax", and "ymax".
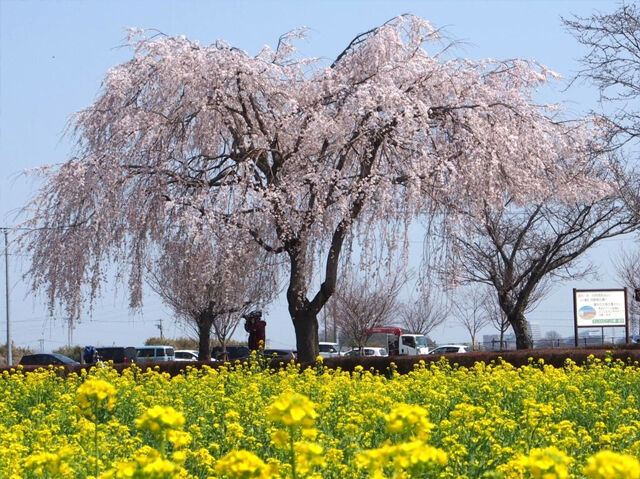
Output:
[
  {"xmin": 344, "ymin": 347, "xmax": 388, "ymax": 357},
  {"xmin": 174, "ymin": 350, "xmax": 199, "ymax": 361},
  {"xmin": 429, "ymin": 344, "xmax": 469, "ymax": 355},
  {"xmin": 318, "ymin": 342, "xmax": 341, "ymax": 358}
]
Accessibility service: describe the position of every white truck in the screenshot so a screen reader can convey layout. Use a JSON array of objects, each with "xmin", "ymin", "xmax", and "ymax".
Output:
[{"xmin": 364, "ymin": 327, "xmax": 429, "ymax": 356}]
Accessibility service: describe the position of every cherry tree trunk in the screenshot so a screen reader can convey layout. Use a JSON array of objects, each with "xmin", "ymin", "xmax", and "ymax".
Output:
[
  {"xmin": 293, "ymin": 312, "xmax": 320, "ymax": 363},
  {"xmin": 509, "ymin": 312, "xmax": 534, "ymax": 350},
  {"xmin": 197, "ymin": 317, "xmax": 213, "ymax": 361}
]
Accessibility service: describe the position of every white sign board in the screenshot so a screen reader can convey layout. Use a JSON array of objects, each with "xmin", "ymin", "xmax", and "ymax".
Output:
[{"xmin": 574, "ymin": 290, "xmax": 626, "ymax": 327}]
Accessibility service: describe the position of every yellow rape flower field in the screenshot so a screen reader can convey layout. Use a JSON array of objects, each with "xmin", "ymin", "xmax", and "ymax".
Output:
[{"xmin": 1, "ymin": 355, "xmax": 640, "ymax": 478}]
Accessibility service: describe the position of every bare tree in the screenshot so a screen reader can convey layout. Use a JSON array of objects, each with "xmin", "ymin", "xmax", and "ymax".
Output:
[
  {"xmin": 565, "ymin": 4, "xmax": 640, "ymax": 145},
  {"xmin": 400, "ymin": 290, "xmax": 449, "ymax": 339},
  {"xmin": 483, "ymin": 292, "xmax": 512, "ymax": 350},
  {"xmin": 453, "ymin": 287, "xmax": 491, "ymax": 349},
  {"xmin": 541, "ymin": 330, "xmax": 563, "ymax": 349},
  {"xmin": 614, "ymin": 248, "xmax": 640, "ymax": 336},
  {"xmin": 179, "ymin": 310, "xmax": 244, "ymax": 361},
  {"xmin": 319, "ymin": 295, "xmax": 340, "ymax": 343},
  {"xmin": 441, "ymin": 184, "xmax": 640, "ymax": 349},
  {"xmin": 331, "ymin": 270, "xmax": 408, "ymax": 353}
]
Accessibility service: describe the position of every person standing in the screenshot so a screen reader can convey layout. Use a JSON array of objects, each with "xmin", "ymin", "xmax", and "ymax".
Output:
[
  {"xmin": 82, "ymin": 345, "xmax": 99, "ymax": 364},
  {"xmin": 244, "ymin": 311, "xmax": 266, "ymax": 351}
]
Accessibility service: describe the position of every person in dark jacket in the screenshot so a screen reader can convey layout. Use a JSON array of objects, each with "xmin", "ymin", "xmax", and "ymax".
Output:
[
  {"xmin": 82, "ymin": 345, "xmax": 99, "ymax": 364},
  {"xmin": 244, "ymin": 311, "xmax": 266, "ymax": 351}
]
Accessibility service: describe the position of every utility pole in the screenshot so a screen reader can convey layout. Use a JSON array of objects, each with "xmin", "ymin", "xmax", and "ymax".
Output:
[
  {"xmin": 3, "ymin": 228, "xmax": 11, "ymax": 366},
  {"xmin": 156, "ymin": 318, "xmax": 164, "ymax": 340},
  {"xmin": 67, "ymin": 317, "xmax": 74, "ymax": 347}
]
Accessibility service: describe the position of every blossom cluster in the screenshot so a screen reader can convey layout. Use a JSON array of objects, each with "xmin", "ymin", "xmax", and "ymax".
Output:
[{"xmin": 1, "ymin": 356, "xmax": 640, "ymax": 478}]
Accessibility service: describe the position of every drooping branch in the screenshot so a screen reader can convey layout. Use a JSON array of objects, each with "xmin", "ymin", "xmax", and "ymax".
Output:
[{"xmin": 22, "ymin": 15, "xmax": 613, "ymax": 362}]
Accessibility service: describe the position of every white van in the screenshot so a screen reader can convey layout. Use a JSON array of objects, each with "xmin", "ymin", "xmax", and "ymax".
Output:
[{"xmin": 135, "ymin": 345, "xmax": 175, "ymax": 362}]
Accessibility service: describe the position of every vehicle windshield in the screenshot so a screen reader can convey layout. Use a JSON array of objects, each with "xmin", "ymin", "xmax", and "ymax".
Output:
[
  {"xmin": 52, "ymin": 353, "xmax": 76, "ymax": 364},
  {"xmin": 415, "ymin": 336, "xmax": 427, "ymax": 347},
  {"xmin": 319, "ymin": 344, "xmax": 337, "ymax": 353}
]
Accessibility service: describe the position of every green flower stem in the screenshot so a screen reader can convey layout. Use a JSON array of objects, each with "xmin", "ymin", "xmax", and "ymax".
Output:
[
  {"xmin": 93, "ymin": 404, "xmax": 100, "ymax": 479},
  {"xmin": 94, "ymin": 419, "xmax": 99, "ymax": 478},
  {"xmin": 289, "ymin": 426, "xmax": 297, "ymax": 479}
]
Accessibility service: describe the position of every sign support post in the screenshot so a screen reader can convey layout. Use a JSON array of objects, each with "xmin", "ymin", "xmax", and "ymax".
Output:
[
  {"xmin": 573, "ymin": 288, "xmax": 578, "ymax": 348},
  {"xmin": 625, "ymin": 287, "xmax": 630, "ymax": 344}
]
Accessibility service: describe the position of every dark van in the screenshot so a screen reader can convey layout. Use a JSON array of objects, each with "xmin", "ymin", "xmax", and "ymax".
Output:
[
  {"xmin": 211, "ymin": 345, "xmax": 251, "ymax": 361},
  {"xmin": 19, "ymin": 353, "xmax": 79, "ymax": 366},
  {"xmin": 96, "ymin": 346, "xmax": 136, "ymax": 364}
]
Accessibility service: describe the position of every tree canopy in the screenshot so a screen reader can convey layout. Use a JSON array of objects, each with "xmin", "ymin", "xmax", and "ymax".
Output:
[
  {"xmin": 146, "ymin": 228, "xmax": 279, "ymax": 360},
  {"xmin": 441, "ymin": 183, "xmax": 639, "ymax": 349},
  {"xmin": 23, "ymin": 16, "xmax": 610, "ymax": 361}
]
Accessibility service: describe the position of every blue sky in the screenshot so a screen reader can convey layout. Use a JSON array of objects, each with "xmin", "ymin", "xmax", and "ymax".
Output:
[{"xmin": 0, "ymin": 0, "xmax": 628, "ymax": 352}]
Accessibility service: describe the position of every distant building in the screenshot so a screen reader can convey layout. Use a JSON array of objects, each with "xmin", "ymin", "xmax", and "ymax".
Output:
[
  {"xmin": 482, "ymin": 333, "xmax": 516, "ymax": 351},
  {"xmin": 576, "ymin": 328, "xmax": 626, "ymax": 346},
  {"xmin": 482, "ymin": 322, "xmax": 543, "ymax": 350}
]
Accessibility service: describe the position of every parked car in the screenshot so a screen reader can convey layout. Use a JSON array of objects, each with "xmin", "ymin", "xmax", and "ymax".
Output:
[
  {"xmin": 174, "ymin": 350, "xmax": 199, "ymax": 361},
  {"xmin": 260, "ymin": 349, "xmax": 296, "ymax": 362},
  {"xmin": 96, "ymin": 346, "xmax": 136, "ymax": 364},
  {"xmin": 429, "ymin": 344, "xmax": 469, "ymax": 355},
  {"xmin": 19, "ymin": 353, "xmax": 80, "ymax": 366},
  {"xmin": 344, "ymin": 347, "xmax": 388, "ymax": 357},
  {"xmin": 212, "ymin": 345, "xmax": 251, "ymax": 361},
  {"xmin": 318, "ymin": 342, "xmax": 341, "ymax": 358},
  {"xmin": 135, "ymin": 345, "xmax": 175, "ymax": 362}
]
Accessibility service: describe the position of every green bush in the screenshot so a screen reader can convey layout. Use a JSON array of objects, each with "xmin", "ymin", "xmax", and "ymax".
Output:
[{"xmin": 53, "ymin": 345, "xmax": 84, "ymax": 362}]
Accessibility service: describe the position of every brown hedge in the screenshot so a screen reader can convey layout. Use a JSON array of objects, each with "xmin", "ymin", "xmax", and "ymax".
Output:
[{"xmin": 2, "ymin": 347, "xmax": 640, "ymax": 378}]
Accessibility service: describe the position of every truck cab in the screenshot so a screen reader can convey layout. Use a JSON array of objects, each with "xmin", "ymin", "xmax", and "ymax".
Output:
[
  {"xmin": 365, "ymin": 327, "xmax": 429, "ymax": 356},
  {"xmin": 398, "ymin": 334, "xmax": 429, "ymax": 355}
]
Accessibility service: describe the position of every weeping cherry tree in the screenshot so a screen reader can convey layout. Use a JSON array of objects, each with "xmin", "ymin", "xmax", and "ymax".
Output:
[{"xmin": 23, "ymin": 16, "xmax": 609, "ymax": 362}]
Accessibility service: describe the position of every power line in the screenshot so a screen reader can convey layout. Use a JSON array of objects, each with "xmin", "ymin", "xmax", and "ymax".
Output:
[
  {"xmin": 11, "ymin": 315, "xmax": 162, "ymax": 325},
  {"xmin": 1, "ymin": 225, "xmax": 83, "ymax": 232}
]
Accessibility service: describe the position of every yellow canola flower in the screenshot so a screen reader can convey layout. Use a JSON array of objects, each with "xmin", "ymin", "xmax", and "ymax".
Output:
[
  {"xmin": 136, "ymin": 405, "xmax": 185, "ymax": 437},
  {"xmin": 76, "ymin": 378, "xmax": 116, "ymax": 419},
  {"xmin": 100, "ymin": 445, "xmax": 192, "ymax": 479},
  {"xmin": 23, "ymin": 447, "xmax": 74, "ymax": 477},
  {"xmin": 293, "ymin": 441, "xmax": 325, "ymax": 475},
  {"xmin": 584, "ymin": 450, "xmax": 640, "ymax": 479},
  {"xmin": 101, "ymin": 456, "xmax": 189, "ymax": 479},
  {"xmin": 166, "ymin": 430, "xmax": 192, "ymax": 450},
  {"xmin": 140, "ymin": 457, "xmax": 183, "ymax": 477},
  {"xmin": 384, "ymin": 403, "xmax": 433, "ymax": 440},
  {"xmin": 214, "ymin": 450, "xmax": 279, "ymax": 479},
  {"xmin": 9, "ymin": 359, "xmax": 640, "ymax": 478},
  {"xmin": 267, "ymin": 392, "xmax": 318, "ymax": 428},
  {"xmin": 356, "ymin": 440, "xmax": 447, "ymax": 476},
  {"xmin": 499, "ymin": 446, "xmax": 572, "ymax": 479},
  {"xmin": 270, "ymin": 429, "xmax": 290, "ymax": 448}
]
